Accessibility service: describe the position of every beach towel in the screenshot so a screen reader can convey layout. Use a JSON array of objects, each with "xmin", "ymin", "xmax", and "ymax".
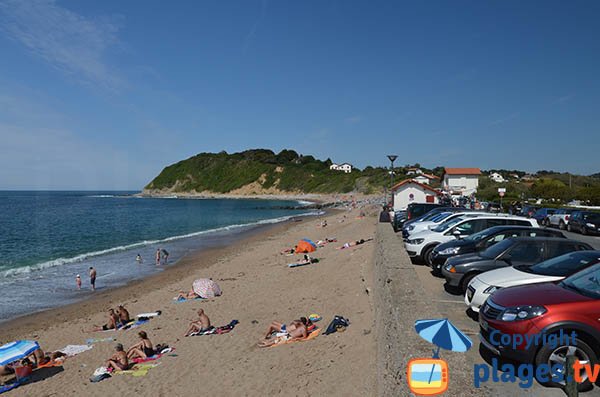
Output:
[
  {"xmin": 266, "ymin": 329, "xmax": 321, "ymax": 348},
  {"xmin": 37, "ymin": 359, "xmax": 64, "ymax": 368},
  {"xmin": 190, "ymin": 320, "xmax": 239, "ymax": 336},
  {"xmin": 136, "ymin": 311, "xmax": 161, "ymax": 318},
  {"xmin": 172, "ymin": 296, "xmax": 204, "ymax": 304},
  {"xmin": 131, "ymin": 348, "xmax": 175, "ymax": 364},
  {"xmin": 0, "ymin": 382, "xmax": 19, "ymax": 394},
  {"xmin": 86, "ymin": 337, "xmax": 116, "ymax": 345},
  {"xmin": 112, "ymin": 363, "xmax": 160, "ymax": 377},
  {"xmin": 288, "ymin": 258, "xmax": 319, "ymax": 268},
  {"xmin": 59, "ymin": 344, "xmax": 93, "ymax": 357}
]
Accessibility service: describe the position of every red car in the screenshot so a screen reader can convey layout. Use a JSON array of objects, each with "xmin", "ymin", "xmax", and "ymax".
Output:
[{"xmin": 478, "ymin": 263, "xmax": 600, "ymax": 390}]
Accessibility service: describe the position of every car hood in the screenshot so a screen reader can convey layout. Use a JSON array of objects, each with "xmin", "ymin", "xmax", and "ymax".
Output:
[
  {"xmin": 445, "ymin": 253, "xmax": 487, "ymax": 266},
  {"xmin": 489, "ymin": 283, "xmax": 593, "ymax": 307},
  {"xmin": 476, "ymin": 267, "xmax": 563, "ymax": 288},
  {"xmin": 435, "ymin": 239, "xmax": 476, "ymax": 252},
  {"xmin": 407, "ymin": 229, "xmax": 438, "ymax": 239}
]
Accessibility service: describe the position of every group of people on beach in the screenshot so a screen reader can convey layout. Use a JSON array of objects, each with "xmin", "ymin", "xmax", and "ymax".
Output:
[
  {"xmin": 104, "ymin": 331, "xmax": 156, "ymax": 371},
  {"xmin": 87, "ymin": 305, "xmax": 131, "ymax": 332}
]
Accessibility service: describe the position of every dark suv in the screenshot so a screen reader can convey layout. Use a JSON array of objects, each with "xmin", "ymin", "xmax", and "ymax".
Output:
[
  {"xmin": 442, "ymin": 237, "xmax": 593, "ymax": 292},
  {"xmin": 429, "ymin": 226, "xmax": 565, "ymax": 275},
  {"xmin": 479, "ymin": 263, "xmax": 600, "ymax": 391},
  {"xmin": 568, "ymin": 211, "xmax": 600, "ymax": 235}
]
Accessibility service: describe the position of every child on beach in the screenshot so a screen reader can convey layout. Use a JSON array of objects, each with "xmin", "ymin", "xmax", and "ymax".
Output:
[{"xmin": 76, "ymin": 274, "xmax": 82, "ymax": 290}]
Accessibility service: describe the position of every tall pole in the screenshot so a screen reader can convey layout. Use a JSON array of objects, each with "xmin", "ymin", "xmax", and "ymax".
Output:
[{"xmin": 387, "ymin": 155, "xmax": 398, "ymax": 207}]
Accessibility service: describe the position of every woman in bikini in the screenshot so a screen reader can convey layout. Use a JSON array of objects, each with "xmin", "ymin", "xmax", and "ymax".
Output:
[{"xmin": 126, "ymin": 331, "xmax": 155, "ymax": 360}]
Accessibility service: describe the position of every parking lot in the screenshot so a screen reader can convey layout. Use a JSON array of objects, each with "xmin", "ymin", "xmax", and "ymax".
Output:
[{"xmin": 402, "ymin": 227, "xmax": 600, "ymax": 396}]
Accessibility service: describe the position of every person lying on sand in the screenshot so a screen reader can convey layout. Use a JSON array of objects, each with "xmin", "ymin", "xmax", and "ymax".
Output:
[
  {"xmin": 184, "ymin": 309, "xmax": 212, "ymax": 337},
  {"xmin": 127, "ymin": 331, "xmax": 154, "ymax": 360},
  {"xmin": 280, "ymin": 247, "xmax": 296, "ymax": 255},
  {"xmin": 105, "ymin": 343, "xmax": 128, "ymax": 371},
  {"xmin": 259, "ymin": 318, "xmax": 309, "ymax": 347},
  {"xmin": 116, "ymin": 305, "xmax": 131, "ymax": 326},
  {"xmin": 86, "ymin": 309, "xmax": 119, "ymax": 332},
  {"xmin": 0, "ymin": 364, "xmax": 14, "ymax": 376},
  {"xmin": 176, "ymin": 289, "xmax": 200, "ymax": 300},
  {"xmin": 337, "ymin": 238, "xmax": 372, "ymax": 250}
]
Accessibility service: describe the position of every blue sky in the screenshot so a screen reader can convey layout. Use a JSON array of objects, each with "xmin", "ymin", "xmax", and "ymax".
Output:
[{"xmin": 0, "ymin": 0, "xmax": 599, "ymax": 189}]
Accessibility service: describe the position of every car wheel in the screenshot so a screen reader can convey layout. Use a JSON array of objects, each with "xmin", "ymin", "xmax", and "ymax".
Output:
[
  {"xmin": 567, "ymin": 224, "xmax": 572, "ymax": 232},
  {"xmin": 423, "ymin": 245, "xmax": 436, "ymax": 267},
  {"xmin": 581, "ymin": 226, "xmax": 588, "ymax": 235},
  {"xmin": 535, "ymin": 337, "xmax": 597, "ymax": 391},
  {"xmin": 559, "ymin": 221, "xmax": 566, "ymax": 230},
  {"xmin": 459, "ymin": 273, "xmax": 478, "ymax": 294}
]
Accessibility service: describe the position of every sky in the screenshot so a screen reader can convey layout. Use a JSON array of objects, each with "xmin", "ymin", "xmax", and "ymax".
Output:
[{"xmin": 0, "ymin": 0, "xmax": 599, "ymax": 190}]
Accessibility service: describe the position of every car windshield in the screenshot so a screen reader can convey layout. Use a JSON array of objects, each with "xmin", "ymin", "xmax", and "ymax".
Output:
[
  {"xmin": 480, "ymin": 239, "xmax": 515, "ymax": 259},
  {"xmin": 523, "ymin": 252, "xmax": 600, "ymax": 277},
  {"xmin": 464, "ymin": 228, "xmax": 496, "ymax": 242},
  {"xmin": 428, "ymin": 212, "xmax": 451, "ymax": 223},
  {"xmin": 560, "ymin": 263, "xmax": 600, "ymax": 299},
  {"xmin": 432, "ymin": 216, "xmax": 466, "ymax": 232},
  {"xmin": 421, "ymin": 210, "xmax": 444, "ymax": 221}
]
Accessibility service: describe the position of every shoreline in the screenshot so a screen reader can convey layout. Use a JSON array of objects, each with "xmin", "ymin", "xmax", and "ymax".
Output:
[{"xmin": 0, "ymin": 216, "xmax": 313, "ymax": 339}]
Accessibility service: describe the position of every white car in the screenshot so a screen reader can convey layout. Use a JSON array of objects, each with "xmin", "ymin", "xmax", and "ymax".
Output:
[
  {"xmin": 404, "ymin": 215, "xmax": 538, "ymax": 265},
  {"xmin": 404, "ymin": 211, "xmax": 490, "ymax": 238},
  {"xmin": 465, "ymin": 250, "xmax": 600, "ymax": 312},
  {"xmin": 545, "ymin": 208, "xmax": 576, "ymax": 229}
]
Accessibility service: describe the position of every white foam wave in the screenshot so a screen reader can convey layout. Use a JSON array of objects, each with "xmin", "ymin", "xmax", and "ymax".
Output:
[
  {"xmin": 0, "ymin": 211, "xmax": 319, "ymax": 279},
  {"xmin": 87, "ymin": 195, "xmax": 115, "ymax": 198}
]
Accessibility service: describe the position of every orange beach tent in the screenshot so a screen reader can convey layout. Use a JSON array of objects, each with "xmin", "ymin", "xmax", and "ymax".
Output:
[{"xmin": 295, "ymin": 239, "xmax": 316, "ymax": 253}]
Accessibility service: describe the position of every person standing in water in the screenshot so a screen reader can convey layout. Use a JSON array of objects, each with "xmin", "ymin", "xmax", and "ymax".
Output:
[
  {"xmin": 76, "ymin": 274, "xmax": 82, "ymax": 290},
  {"xmin": 161, "ymin": 249, "xmax": 169, "ymax": 265},
  {"xmin": 155, "ymin": 249, "xmax": 161, "ymax": 266},
  {"xmin": 136, "ymin": 254, "xmax": 142, "ymax": 264},
  {"xmin": 89, "ymin": 267, "xmax": 97, "ymax": 291}
]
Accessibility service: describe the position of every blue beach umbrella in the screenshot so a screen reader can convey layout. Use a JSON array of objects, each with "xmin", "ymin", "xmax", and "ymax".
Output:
[
  {"xmin": 0, "ymin": 340, "xmax": 40, "ymax": 366},
  {"xmin": 415, "ymin": 319, "xmax": 473, "ymax": 384}
]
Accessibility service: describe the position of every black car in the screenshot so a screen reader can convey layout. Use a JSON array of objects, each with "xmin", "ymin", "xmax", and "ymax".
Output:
[
  {"xmin": 429, "ymin": 226, "xmax": 566, "ymax": 275},
  {"xmin": 392, "ymin": 210, "xmax": 407, "ymax": 232},
  {"xmin": 441, "ymin": 237, "xmax": 593, "ymax": 292},
  {"xmin": 568, "ymin": 211, "xmax": 600, "ymax": 235},
  {"xmin": 519, "ymin": 205, "xmax": 539, "ymax": 218},
  {"xmin": 405, "ymin": 203, "xmax": 443, "ymax": 222}
]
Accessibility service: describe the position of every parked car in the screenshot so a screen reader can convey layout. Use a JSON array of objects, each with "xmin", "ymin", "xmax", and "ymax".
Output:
[
  {"xmin": 568, "ymin": 211, "xmax": 600, "ymax": 235},
  {"xmin": 401, "ymin": 206, "xmax": 465, "ymax": 231},
  {"xmin": 405, "ymin": 203, "xmax": 443, "ymax": 222},
  {"xmin": 479, "ymin": 263, "xmax": 600, "ymax": 390},
  {"xmin": 429, "ymin": 226, "xmax": 565, "ymax": 275},
  {"xmin": 466, "ymin": 250, "xmax": 600, "ymax": 312},
  {"xmin": 532, "ymin": 208, "xmax": 557, "ymax": 226},
  {"xmin": 442, "ymin": 237, "xmax": 592, "ymax": 292},
  {"xmin": 392, "ymin": 210, "xmax": 407, "ymax": 232},
  {"xmin": 404, "ymin": 215, "xmax": 538, "ymax": 266},
  {"xmin": 546, "ymin": 208, "xmax": 576, "ymax": 230},
  {"xmin": 519, "ymin": 205, "xmax": 539, "ymax": 218},
  {"xmin": 403, "ymin": 211, "xmax": 480, "ymax": 239}
]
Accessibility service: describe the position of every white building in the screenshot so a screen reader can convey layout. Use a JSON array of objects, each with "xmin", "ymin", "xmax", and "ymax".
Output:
[
  {"xmin": 391, "ymin": 179, "xmax": 440, "ymax": 211},
  {"xmin": 329, "ymin": 163, "xmax": 352, "ymax": 173},
  {"xmin": 406, "ymin": 168, "xmax": 423, "ymax": 176},
  {"xmin": 413, "ymin": 173, "xmax": 439, "ymax": 185},
  {"xmin": 489, "ymin": 172, "xmax": 506, "ymax": 183},
  {"xmin": 442, "ymin": 168, "xmax": 481, "ymax": 196}
]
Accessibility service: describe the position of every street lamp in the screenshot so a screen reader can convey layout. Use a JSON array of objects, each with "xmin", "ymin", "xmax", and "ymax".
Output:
[{"xmin": 387, "ymin": 155, "xmax": 398, "ymax": 206}]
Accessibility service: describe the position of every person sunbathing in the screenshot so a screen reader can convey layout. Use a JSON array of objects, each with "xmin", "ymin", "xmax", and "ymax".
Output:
[
  {"xmin": 184, "ymin": 309, "xmax": 212, "ymax": 336},
  {"xmin": 127, "ymin": 331, "xmax": 154, "ymax": 360},
  {"xmin": 176, "ymin": 289, "xmax": 200, "ymax": 300},
  {"xmin": 87, "ymin": 309, "xmax": 119, "ymax": 332},
  {"xmin": 280, "ymin": 247, "xmax": 296, "ymax": 255},
  {"xmin": 338, "ymin": 238, "xmax": 371, "ymax": 249},
  {"xmin": 116, "ymin": 305, "xmax": 131, "ymax": 326},
  {"xmin": 259, "ymin": 318, "xmax": 308, "ymax": 347},
  {"xmin": 105, "ymin": 343, "xmax": 128, "ymax": 371}
]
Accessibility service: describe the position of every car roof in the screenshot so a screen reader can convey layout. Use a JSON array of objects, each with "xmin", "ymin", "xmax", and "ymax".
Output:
[
  {"xmin": 505, "ymin": 236, "xmax": 589, "ymax": 243},
  {"xmin": 483, "ymin": 225, "xmax": 561, "ymax": 232}
]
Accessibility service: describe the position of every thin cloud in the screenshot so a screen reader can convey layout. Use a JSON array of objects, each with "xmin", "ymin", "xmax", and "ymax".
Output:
[
  {"xmin": 0, "ymin": 0, "xmax": 124, "ymax": 91},
  {"xmin": 345, "ymin": 115, "xmax": 363, "ymax": 124},
  {"xmin": 554, "ymin": 94, "xmax": 575, "ymax": 104},
  {"xmin": 243, "ymin": 0, "xmax": 268, "ymax": 54},
  {"xmin": 489, "ymin": 112, "xmax": 520, "ymax": 126}
]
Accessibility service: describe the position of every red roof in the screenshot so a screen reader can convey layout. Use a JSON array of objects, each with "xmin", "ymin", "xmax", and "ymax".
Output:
[
  {"xmin": 391, "ymin": 179, "xmax": 441, "ymax": 194},
  {"xmin": 443, "ymin": 167, "xmax": 481, "ymax": 175}
]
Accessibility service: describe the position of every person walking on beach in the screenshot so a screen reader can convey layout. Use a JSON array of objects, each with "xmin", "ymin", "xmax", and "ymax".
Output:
[
  {"xmin": 155, "ymin": 249, "xmax": 161, "ymax": 266},
  {"xmin": 76, "ymin": 274, "xmax": 82, "ymax": 290},
  {"xmin": 161, "ymin": 248, "xmax": 169, "ymax": 265},
  {"xmin": 89, "ymin": 267, "xmax": 97, "ymax": 291}
]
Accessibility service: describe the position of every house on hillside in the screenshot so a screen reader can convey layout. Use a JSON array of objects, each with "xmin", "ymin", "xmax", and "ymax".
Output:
[
  {"xmin": 391, "ymin": 179, "xmax": 440, "ymax": 211},
  {"xmin": 329, "ymin": 163, "xmax": 352, "ymax": 173},
  {"xmin": 489, "ymin": 172, "xmax": 506, "ymax": 183},
  {"xmin": 413, "ymin": 173, "xmax": 439, "ymax": 185},
  {"xmin": 442, "ymin": 168, "xmax": 481, "ymax": 196},
  {"xmin": 406, "ymin": 168, "xmax": 423, "ymax": 176}
]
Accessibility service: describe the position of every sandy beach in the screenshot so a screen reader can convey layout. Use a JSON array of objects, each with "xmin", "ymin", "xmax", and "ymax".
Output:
[{"xmin": 1, "ymin": 207, "xmax": 378, "ymax": 396}]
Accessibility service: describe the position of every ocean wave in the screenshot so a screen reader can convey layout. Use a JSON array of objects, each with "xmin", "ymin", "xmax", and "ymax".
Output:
[
  {"xmin": 0, "ymin": 211, "xmax": 320, "ymax": 279},
  {"xmin": 87, "ymin": 195, "xmax": 116, "ymax": 198}
]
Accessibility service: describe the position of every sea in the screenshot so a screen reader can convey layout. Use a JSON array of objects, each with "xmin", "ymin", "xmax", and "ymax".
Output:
[{"xmin": 0, "ymin": 191, "xmax": 318, "ymax": 322}]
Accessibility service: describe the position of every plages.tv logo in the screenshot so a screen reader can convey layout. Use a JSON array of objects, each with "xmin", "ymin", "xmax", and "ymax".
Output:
[{"xmin": 408, "ymin": 319, "xmax": 473, "ymax": 395}]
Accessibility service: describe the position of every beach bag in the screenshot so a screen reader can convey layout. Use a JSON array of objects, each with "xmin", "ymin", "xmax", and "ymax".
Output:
[
  {"xmin": 324, "ymin": 315, "xmax": 350, "ymax": 335},
  {"xmin": 90, "ymin": 366, "xmax": 111, "ymax": 383}
]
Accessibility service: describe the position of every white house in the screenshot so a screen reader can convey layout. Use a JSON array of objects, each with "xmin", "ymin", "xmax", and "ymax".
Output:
[
  {"xmin": 413, "ymin": 173, "xmax": 439, "ymax": 185},
  {"xmin": 391, "ymin": 179, "xmax": 440, "ymax": 211},
  {"xmin": 442, "ymin": 168, "xmax": 481, "ymax": 196},
  {"xmin": 329, "ymin": 163, "xmax": 352, "ymax": 173},
  {"xmin": 489, "ymin": 172, "xmax": 506, "ymax": 183},
  {"xmin": 406, "ymin": 168, "xmax": 423, "ymax": 176}
]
